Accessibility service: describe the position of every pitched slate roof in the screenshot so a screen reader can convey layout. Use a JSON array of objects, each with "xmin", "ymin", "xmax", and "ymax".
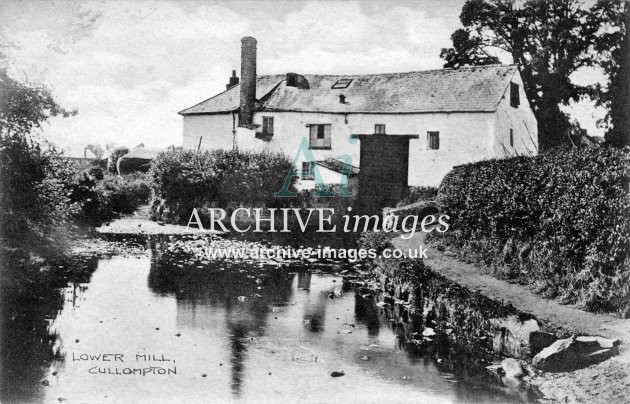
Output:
[
  {"xmin": 316, "ymin": 158, "xmax": 360, "ymax": 176},
  {"xmin": 179, "ymin": 65, "xmax": 517, "ymax": 115}
]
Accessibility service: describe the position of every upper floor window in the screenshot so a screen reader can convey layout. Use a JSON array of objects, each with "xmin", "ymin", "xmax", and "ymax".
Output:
[
  {"xmin": 374, "ymin": 124, "xmax": 386, "ymax": 134},
  {"xmin": 262, "ymin": 116, "xmax": 274, "ymax": 135},
  {"xmin": 309, "ymin": 124, "xmax": 331, "ymax": 149},
  {"xmin": 427, "ymin": 131, "xmax": 440, "ymax": 150},
  {"xmin": 509, "ymin": 128, "xmax": 514, "ymax": 147},
  {"xmin": 510, "ymin": 82, "xmax": 520, "ymax": 108}
]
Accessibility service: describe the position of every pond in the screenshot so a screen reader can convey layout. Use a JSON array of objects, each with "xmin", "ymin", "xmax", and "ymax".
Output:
[{"xmin": 1, "ymin": 236, "xmax": 529, "ymax": 403}]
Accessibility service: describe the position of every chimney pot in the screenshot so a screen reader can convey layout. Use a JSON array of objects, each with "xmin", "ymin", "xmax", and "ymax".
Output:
[
  {"xmin": 339, "ymin": 94, "xmax": 346, "ymax": 104},
  {"xmin": 286, "ymin": 72, "xmax": 298, "ymax": 87},
  {"xmin": 226, "ymin": 69, "xmax": 240, "ymax": 90}
]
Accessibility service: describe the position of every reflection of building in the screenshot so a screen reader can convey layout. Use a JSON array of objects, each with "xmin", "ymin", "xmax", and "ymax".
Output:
[
  {"xmin": 180, "ymin": 37, "xmax": 538, "ymax": 188},
  {"xmin": 297, "ymin": 271, "xmax": 311, "ymax": 291},
  {"xmin": 148, "ymin": 253, "xmax": 295, "ymax": 397}
]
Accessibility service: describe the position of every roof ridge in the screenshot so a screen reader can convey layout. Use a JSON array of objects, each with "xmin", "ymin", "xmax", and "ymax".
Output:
[
  {"xmin": 259, "ymin": 64, "xmax": 516, "ymax": 79},
  {"xmin": 180, "ymin": 65, "xmax": 520, "ymax": 115}
]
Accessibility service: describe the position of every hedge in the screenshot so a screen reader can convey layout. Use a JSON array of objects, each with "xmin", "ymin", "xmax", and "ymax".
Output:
[
  {"xmin": 148, "ymin": 149, "xmax": 298, "ymax": 223},
  {"xmin": 436, "ymin": 147, "xmax": 630, "ymax": 314},
  {"xmin": 71, "ymin": 170, "xmax": 151, "ymax": 225}
]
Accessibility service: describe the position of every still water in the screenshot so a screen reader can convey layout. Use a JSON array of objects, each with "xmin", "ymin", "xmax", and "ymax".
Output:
[{"xmin": 1, "ymin": 238, "xmax": 525, "ymax": 403}]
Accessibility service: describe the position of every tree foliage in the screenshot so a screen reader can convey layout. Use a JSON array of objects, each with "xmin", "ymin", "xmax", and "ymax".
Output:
[
  {"xmin": 441, "ymin": 0, "xmax": 628, "ymax": 150},
  {"xmin": 0, "ymin": 67, "xmax": 78, "ymax": 250},
  {"xmin": 592, "ymin": 0, "xmax": 630, "ymax": 147}
]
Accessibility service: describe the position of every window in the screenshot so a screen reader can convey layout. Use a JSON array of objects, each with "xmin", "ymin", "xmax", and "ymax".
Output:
[
  {"xmin": 309, "ymin": 124, "xmax": 331, "ymax": 149},
  {"xmin": 262, "ymin": 116, "xmax": 274, "ymax": 135},
  {"xmin": 510, "ymin": 82, "xmax": 520, "ymax": 108},
  {"xmin": 374, "ymin": 124, "xmax": 386, "ymax": 134},
  {"xmin": 509, "ymin": 128, "xmax": 514, "ymax": 147},
  {"xmin": 301, "ymin": 161, "xmax": 315, "ymax": 180},
  {"xmin": 427, "ymin": 131, "xmax": 439, "ymax": 150},
  {"xmin": 331, "ymin": 79, "xmax": 353, "ymax": 89}
]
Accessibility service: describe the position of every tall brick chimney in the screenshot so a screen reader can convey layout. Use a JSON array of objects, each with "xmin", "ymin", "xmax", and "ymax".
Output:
[{"xmin": 239, "ymin": 36, "xmax": 257, "ymax": 127}]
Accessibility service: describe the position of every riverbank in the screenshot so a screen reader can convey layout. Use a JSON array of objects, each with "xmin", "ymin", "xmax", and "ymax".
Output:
[
  {"xmin": 28, "ymin": 209, "xmax": 629, "ymax": 403},
  {"xmin": 94, "ymin": 206, "xmax": 223, "ymax": 236},
  {"xmin": 392, "ymin": 232, "xmax": 630, "ymax": 403}
]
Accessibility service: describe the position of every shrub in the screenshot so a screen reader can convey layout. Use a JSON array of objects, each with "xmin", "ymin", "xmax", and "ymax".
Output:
[
  {"xmin": 72, "ymin": 171, "xmax": 151, "ymax": 225},
  {"xmin": 436, "ymin": 147, "xmax": 630, "ymax": 314},
  {"xmin": 357, "ymin": 231, "xmax": 394, "ymax": 255},
  {"xmin": 148, "ymin": 149, "xmax": 297, "ymax": 223},
  {"xmin": 0, "ymin": 133, "xmax": 80, "ymax": 252},
  {"xmin": 397, "ymin": 186, "xmax": 438, "ymax": 206}
]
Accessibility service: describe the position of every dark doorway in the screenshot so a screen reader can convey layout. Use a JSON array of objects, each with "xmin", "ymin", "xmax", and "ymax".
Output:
[{"xmin": 351, "ymin": 132, "xmax": 419, "ymax": 214}]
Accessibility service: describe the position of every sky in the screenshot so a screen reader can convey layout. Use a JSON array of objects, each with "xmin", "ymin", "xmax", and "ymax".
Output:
[{"xmin": 0, "ymin": 0, "xmax": 606, "ymax": 156}]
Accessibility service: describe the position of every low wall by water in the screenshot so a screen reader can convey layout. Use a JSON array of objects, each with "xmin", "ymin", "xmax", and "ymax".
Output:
[{"xmin": 345, "ymin": 257, "xmax": 573, "ymax": 375}]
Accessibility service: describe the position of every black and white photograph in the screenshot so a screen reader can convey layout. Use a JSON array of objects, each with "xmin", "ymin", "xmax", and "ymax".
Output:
[{"xmin": 0, "ymin": 0, "xmax": 629, "ymax": 403}]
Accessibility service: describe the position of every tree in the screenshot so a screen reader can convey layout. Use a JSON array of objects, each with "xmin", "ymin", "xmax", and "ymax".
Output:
[
  {"xmin": 440, "ymin": 0, "xmax": 606, "ymax": 151},
  {"xmin": 0, "ymin": 66, "xmax": 78, "ymax": 250},
  {"xmin": 591, "ymin": 0, "xmax": 630, "ymax": 147}
]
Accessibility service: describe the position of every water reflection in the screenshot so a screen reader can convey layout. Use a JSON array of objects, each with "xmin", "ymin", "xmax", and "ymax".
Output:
[
  {"xmin": 1, "ymin": 240, "xmax": 531, "ymax": 403},
  {"xmin": 0, "ymin": 254, "xmax": 98, "ymax": 403}
]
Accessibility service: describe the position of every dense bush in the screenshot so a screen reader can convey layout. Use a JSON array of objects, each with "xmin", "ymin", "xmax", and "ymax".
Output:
[
  {"xmin": 397, "ymin": 186, "xmax": 438, "ymax": 207},
  {"xmin": 0, "ymin": 134, "xmax": 80, "ymax": 250},
  {"xmin": 435, "ymin": 147, "xmax": 630, "ymax": 314},
  {"xmin": 72, "ymin": 171, "xmax": 151, "ymax": 225},
  {"xmin": 149, "ymin": 149, "xmax": 297, "ymax": 223},
  {"xmin": 357, "ymin": 231, "xmax": 394, "ymax": 254}
]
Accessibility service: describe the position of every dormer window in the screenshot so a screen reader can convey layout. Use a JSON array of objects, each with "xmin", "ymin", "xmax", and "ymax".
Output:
[
  {"xmin": 331, "ymin": 79, "xmax": 353, "ymax": 89},
  {"xmin": 510, "ymin": 82, "xmax": 520, "ymax": 108}
]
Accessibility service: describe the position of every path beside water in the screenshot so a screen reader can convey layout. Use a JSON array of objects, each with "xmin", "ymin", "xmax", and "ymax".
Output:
[{"xmin": 392, "ymin": 232, "xmax": 630, "ymax": 404}]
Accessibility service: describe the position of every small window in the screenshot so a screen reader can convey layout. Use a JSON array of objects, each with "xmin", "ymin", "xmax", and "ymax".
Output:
[
  {"xmin": 509, "ymin": 128, "xmax": 514, "ymax": 147},
  {"xmin": 262, "ymin": 116, "xmax": 274, "ymax": 135},
  {"xmin": 510, "ymin": 82, "xmax": 520, "ymax": 108},
  {"xmin": 301, "ymin": 161, "xmax": 315, "ymax": 180},
  {"xmin": 331, "ymin": 79, "xmax": 353, "ymax": 89},
  {"xmin": 375, "ymin": 124, "xmax": 386, "ymax": 134},
  {"xmin": 427, "ymin": 131, "xmax": 440, "ymax": 150},
  {"xmin": 309, "ymin": 124, "xmax": 331, "ymax": 149}
]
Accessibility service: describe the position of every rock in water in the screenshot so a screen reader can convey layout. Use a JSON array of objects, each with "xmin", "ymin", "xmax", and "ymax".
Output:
[
  {"xmin": 422, "ymin": 327, "xmax": 436, "ymax": 337},
  {"xmin": 532, "ymin": 336, "xmax": 619, "ymax": 372},
  {"xmin": 330, "ymin": 371, "xmax": 345, "ymax": 377},
  {"xmin": 500, "ymin": 358, "xmax": 524, "ymax": 379}
]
